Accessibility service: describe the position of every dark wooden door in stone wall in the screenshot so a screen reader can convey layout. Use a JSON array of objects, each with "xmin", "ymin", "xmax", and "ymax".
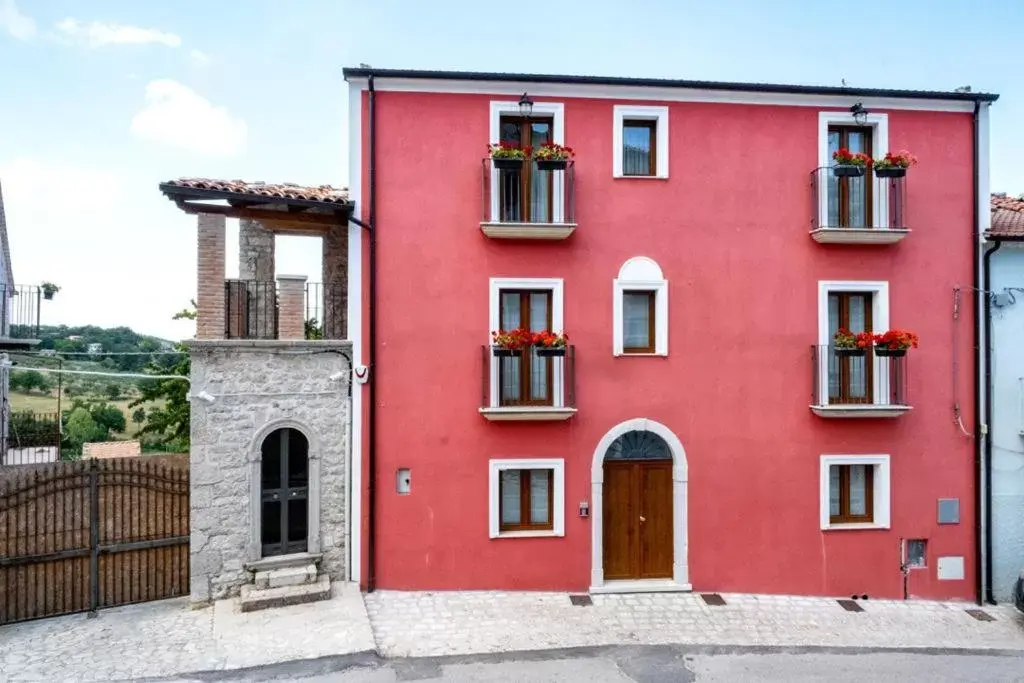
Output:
[{"xmin": 260, "ymin": 428, "xmax": 309, "ymax": 556}]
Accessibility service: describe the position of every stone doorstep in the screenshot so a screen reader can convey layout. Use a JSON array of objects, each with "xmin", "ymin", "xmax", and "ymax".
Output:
[
  {"xmin": 244, "ymin": 552, "xmax": 323, "ymax": 574},
  {"xmin": 240, "ymin": 573, "xmax": 332, "ymax": 613},
  {"xmin": 255, "ymin": 564, "xmax": 318, "ymax": 590}
]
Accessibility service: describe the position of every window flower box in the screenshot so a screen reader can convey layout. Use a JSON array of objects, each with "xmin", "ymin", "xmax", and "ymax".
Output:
[
  {"xmin": 490, "ymin": 142, "xmax": 529, "ymax": 171},
  {"xmin": 873, "ymin": 329, "xmax": 919, "ymax": 357},
  {"xmin": 833, "ymin": 328, "xmax": 873, "ymax": 357},
  {"xmin": 873, "ymin": 151, "xmax": 917, "ymax": 178},
  {"xmin": 491, "ymin": 328, "xmax": 532, "ymax": 357},
  {"xmin": 832, "ymin": 148, "xmax": 872, "ymax": 178},
  {"xmin": 533, "ymin": 330, "xmax": 569, "ymax": 357},
  {"xmin": 534, "ymin": 143, "xmax": 574, "ymax": 171}
]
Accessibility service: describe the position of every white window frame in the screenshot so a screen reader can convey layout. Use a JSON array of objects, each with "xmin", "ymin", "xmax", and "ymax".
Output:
[
  {"xmin": 819, "ymin": 454, "xmax": 891, "ymax": 530},
  {"xmin": 614, "ymin": 257, "xmax": 668, "ymax": 356},
  {"xmin": 613, "ymin": 105, "xmax": 669, "ymax": 179},
  {"xmin": 817, "ymin": 280, "xmax": 890, "ymax": 405},
  {"xmin": 817, "ymin": 111, "xmax": 891, "ymax": 229},
  {"xmin": 489, "ymin": 458, "xmax": 565, "ymax": 538},
  {"xmin": 487, "ymin": 277, "xmax": 565, "ymax": 408},
  {"xmin": 489, "ymin": 100, "xmax": 566, "ymax": 223}
]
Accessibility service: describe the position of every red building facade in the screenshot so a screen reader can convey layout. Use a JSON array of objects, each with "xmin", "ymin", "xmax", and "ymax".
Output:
[{"xmin": 344, "ymin": 69, "xmax": 994, "ymax": 600}]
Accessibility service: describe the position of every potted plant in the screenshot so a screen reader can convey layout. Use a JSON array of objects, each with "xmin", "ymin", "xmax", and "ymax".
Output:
[
  {"xmin": 41, "ymin": 282, "xmax": 59, "ymax": 300},
  {"xmin": 489, "ymin": 142, "xmax": 530, "ymax": 171},
  {"xmin": 873, "ymin": 151, "xmax": 917, "ymax": 178},
  {"xmin": 491, "ymin": 328, "xmax": 533, "ymax": 357},
  {"xmin": 833, "ymin": 328, "xmax": 873, "ymax": 357},
  {"xmin": 873, "ymin": 329, "xmax": 919, "ymax": 357},
  {"xmin": 832, "ymin": 148, "xmax": 873, "ymax": 177},
  {"xmin": 534, "ymin": 143, "xmax": 574, "ymax": 171},
  {"xmin": 533, "ymin": 330, "xmax": 569, "ymax": 357}
]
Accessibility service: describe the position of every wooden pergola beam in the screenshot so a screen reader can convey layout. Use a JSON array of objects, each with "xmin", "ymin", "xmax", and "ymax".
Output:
[{"xmin": 176, "ymin": 201, "xmax": 345, "ymax": 228}]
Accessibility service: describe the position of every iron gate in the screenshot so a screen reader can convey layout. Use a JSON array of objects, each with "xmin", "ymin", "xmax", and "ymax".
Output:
[{"xmin": 0, "ymin": 457, "xmax": 189, "ymax": 625}]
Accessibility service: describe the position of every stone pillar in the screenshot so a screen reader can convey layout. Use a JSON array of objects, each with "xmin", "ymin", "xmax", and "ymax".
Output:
[
  {"xmin": 277, "ymin": 275, "xmax": 307, "ymax": 340},
  {"xmin": 196, "ymin": 214, "xmax": 225, "ymax": 340},
  {"xmin": 238, "ymin": 219, "xmax": 275, "ymax": 281},
  {"xmin": 321, "ymin": 224, "xmax": 347, "ymax": 340},
  {"xmin": 239, "ymin": 220, "xmax": 276, "ymax": 339}
]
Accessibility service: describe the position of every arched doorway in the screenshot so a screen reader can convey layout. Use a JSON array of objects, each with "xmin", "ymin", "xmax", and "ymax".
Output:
[
  {"xmin": 260, "ymin": 428, "xmax": 309, "ymax": 556},
  {"xmin": 591, "ymin": 419, "xmax": 689, "ymax": 590}
]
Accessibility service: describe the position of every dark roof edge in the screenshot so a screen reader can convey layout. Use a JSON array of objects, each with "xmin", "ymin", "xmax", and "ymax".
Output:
[{"xmin": 342, "ymin": 68, "xmax": 999, "ymax": 103}]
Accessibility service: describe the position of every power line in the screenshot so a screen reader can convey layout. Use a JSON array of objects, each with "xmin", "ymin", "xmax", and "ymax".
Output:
[
  {"xmin": 1, "ymin": 365, "xmax": 189, "ymax": 383},
  {"xmin": 12, "ymin": 350, "xmax": 188, "ymax": 357}
]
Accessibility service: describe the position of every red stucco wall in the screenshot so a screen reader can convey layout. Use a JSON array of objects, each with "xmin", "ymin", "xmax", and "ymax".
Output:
[{"xmin": 357, "ymin": 89, "xmax": 977, "ymax": 600}]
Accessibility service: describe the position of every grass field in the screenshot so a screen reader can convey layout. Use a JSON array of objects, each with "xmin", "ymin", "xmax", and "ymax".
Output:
[{"xmin": 8, "ymin": 391, "xmax": 167, "ymax": 438}]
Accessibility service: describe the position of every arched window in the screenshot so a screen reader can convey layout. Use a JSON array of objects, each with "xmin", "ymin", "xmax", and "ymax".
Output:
[
  {"xmin": 260, "ymin": 428, "xmax": 309, "ymax": 556},
  {"xmin": 613, "ymin": 257, "xmax": 668, "ymax": 356},
  {"xmin": 605, "ymin": 430, "xmax": 672, "ymax": 461}
]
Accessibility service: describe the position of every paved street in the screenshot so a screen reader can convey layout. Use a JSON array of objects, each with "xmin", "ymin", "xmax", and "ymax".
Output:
[
  {"xmin": 366, "ymin": 590, "xmax": 1024, "ymax": 656},
  {"xmin": 2, "ymin": 588, "xmax": 1023, "ymax": 681},
  {"xmin": 165, "ymin": 646, "xmax": 1024, "ymax": 682}
]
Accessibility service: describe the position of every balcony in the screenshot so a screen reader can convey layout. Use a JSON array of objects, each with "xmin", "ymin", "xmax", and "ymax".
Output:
[
  {"xmin": 480, "ymin": 159, "xmax": 576, "ymax": 240},
  {"xmin": 810, "ymin": 167, "xmax": 909, "ymax": 244},
  {"xmin": 0, "ymin": 285, "xmax": 42, "ymax": 346},
  {"xmin": 224, "ymin": 280, "xmax": 345, "ymax": 340},
  {"xmin": 480, "ymin": 345, "xmax": 577, "ymax": 421},
  {"xmin": 811, "ymin": 345, "xmax": 911, "ymax": 418}
]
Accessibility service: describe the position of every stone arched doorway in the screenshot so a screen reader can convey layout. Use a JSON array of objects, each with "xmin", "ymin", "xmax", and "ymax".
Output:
[{"xmin": 591, "ymin": 418, "xmax": 689, "ymax": 591}]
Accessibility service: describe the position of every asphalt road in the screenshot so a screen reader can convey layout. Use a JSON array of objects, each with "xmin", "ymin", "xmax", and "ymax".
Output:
[{"xmin": 166, "ymin": 645, "xmax": 1024, "ymax": 682}]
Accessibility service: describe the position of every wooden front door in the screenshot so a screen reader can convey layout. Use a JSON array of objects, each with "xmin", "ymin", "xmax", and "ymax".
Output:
[{"xmin": 603, "ymin": 460, "xmax": 673, "ymax": 580}]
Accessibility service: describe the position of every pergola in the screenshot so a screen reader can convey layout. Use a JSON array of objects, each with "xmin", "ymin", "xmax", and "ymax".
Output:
[{"xmin": 159, "ymin": 178, "xmax": 353, "ymax": 234}]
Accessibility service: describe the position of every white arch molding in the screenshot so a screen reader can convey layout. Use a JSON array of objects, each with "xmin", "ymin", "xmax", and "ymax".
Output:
[
  {"xmin": 590, "ymin": 418, "xmax": 690, "ymax": 592},
  {"xmin": 246, "ymin": 419, "xmax": 323, "ymax": 562}
]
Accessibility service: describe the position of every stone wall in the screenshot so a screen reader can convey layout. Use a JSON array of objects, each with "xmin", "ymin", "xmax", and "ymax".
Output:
[{"xmin": 187, "ymin": 339, "xmax": 351, "ymax": 604}]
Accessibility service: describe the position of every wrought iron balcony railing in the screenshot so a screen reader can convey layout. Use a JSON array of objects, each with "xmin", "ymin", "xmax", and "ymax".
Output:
[
  {"xmin": 0, "ymin": 285, "xmax": 42, "ymax": 339},
  {"xmin": 810, "ymin": 166, "xmax": 908, "ymax": 232},
  {"xmin": 481, "ymin": 159, "xmax": 576, "ymax": 227},
  {"xmin": 811, "ymin": 345, "xmax": 910, "ymax": 413},
  {"xmin": 481, "ymin": 344, "xmax": 576, "ymax": 416}
]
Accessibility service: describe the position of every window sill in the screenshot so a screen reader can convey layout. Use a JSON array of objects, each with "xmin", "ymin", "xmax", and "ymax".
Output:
[
  {"xmin": 480, "ymin": 222, "xmax": 576, "ymax": 240},
  {"xmin": 615, "ymin": 352, "xmax": 667, "ymax": 357},
  {"xmin": 480, "ymin": 407, "xmax": 577, "ymax": 422},
  {"xmin": 810, "ymin": 228, "xmax": 910, "ymax": 245},
  {"xmin": 491, "ymin": 529, "xmax": 563, "ymax": 539},
  {"xmin": 821, "ymin": 522, "xmax": 890, "ymax": 531},
  {"xmin": 613, "ymin": 174, "xmax": 669, "ymax": 180},
  {"xmin": 811, "ymin": 404, "xmax": 911, "ymax": 419}
]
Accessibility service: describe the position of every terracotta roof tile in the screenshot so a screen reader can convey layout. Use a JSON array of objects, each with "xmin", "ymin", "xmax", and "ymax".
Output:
[
  {"xmin": 163, "ymin": 178, "xmax": 350, "ymax": 205},
  {"xmin": 990, "ymin": 193, "xmax": 1024, "ymax": 239}
]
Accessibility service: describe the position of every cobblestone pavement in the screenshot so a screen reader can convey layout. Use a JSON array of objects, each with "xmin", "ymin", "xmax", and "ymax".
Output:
[
  {"xmin": 365, "ymin": 591, "xmax": 1024, "ymax": 658},
  {"xmin": 0, "ymin": 583, "xmax": 375, "ymax": 682}
]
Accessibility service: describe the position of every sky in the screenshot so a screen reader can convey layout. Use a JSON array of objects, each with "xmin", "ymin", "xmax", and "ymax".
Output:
[{"xmin": 1, "ymin": 0, "xmax": 1022, "ymax": 341}]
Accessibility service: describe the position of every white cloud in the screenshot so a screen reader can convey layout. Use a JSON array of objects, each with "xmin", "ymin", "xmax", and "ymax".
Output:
[
  {"xmin": 188, "ymin": 49, "xmax": 210, "ymax": 67},
  {"xmin": 0, "ymin": 0, "xmax": 35, "ymax": 40},
  {"xmin": 130, "ymin": 80, "xmax": 247, "ymax": 158},
  {"xmin": 56, "ymin": 17, "xmax": 181, "ymax": 48}
]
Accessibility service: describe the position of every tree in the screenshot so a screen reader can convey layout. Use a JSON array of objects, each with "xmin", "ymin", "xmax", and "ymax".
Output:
[
  {"xmin": 131, "ymin": 407, "xmax": 146, "ymax": 425},
  {"xmin": 65, "ymin": 407, "xmax": 103, "ymax": 448},
  {"xmin": 90, "ymin": 403, "xmax": 126, "ymax": 436},
  {"xmin": 15, "ymin": 370, "xmax": 46, "ymax": 393},
  {"xmin": 130, "ymin": 302, "xmax": 192, "ymax": 448},
  {"xmin": 105, "ymin": 383, "xmax": 121, "ymax": 400}
]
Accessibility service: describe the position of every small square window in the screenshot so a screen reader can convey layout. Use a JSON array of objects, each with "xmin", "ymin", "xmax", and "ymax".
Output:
[
  {"xmin": 829, "ymin": 464, "xmax": 874, "ymax": 524},
  {"xmin": 613, "ymin": 106, "xmax": 668, "ymax": 178},
  {"xmin": 906, "ymin": 539, "xmax": 927, "ymax": 568},
  {"xmin": 489, "ymin": 458, "xmax": 565, "ymax": 538},
  {"xmin": 819, "ymin": 455, "xmax": 890, "ymax": 530}
]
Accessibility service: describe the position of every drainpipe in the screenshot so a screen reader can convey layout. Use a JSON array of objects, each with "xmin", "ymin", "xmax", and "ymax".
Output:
[
  {"xmin": 346, "ymin": 73, "xmax": 378, "ymax": 593},
  {"xmin": 982, "ymin": 238, "xmax": 1001, "ymax": 604},
  {"xmin": 972, "ymin": 99, "xmax": 983, "ymax": 605}
]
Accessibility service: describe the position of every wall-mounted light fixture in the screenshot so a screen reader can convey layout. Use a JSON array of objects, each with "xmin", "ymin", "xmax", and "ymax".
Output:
[
  {"xmin": 194, "ymin": 391, "xmax": 215, "ymax": 403},
  {"xmin": 850, "ymin": 102, "xmax": 869, "ymax": 125},
  {"xmin": 518, "ymin": 92, "xmax": 534, "ymax": 118}
]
